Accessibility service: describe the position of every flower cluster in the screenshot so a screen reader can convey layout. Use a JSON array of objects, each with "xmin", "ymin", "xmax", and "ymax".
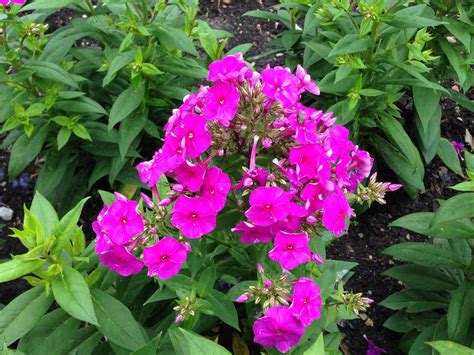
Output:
[{"xmin": 93, "ymin": 54, "xmax": 398, "ymax": 353}]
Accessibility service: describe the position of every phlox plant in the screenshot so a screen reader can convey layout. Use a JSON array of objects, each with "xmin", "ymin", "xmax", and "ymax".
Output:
[{"xmin": 93, "ymin": 54, "xmax": 399, "ymax": 353}]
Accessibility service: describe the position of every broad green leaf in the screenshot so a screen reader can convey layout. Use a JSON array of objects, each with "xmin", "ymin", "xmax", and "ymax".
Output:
[
  {"xmin": 389, "ymin": 212, "xmax": 433, "ymax": 234},
  {"xmin": 197, "ymin": 265, "xmax": 217, "ymax": 297},
  {"xmin": 430, "ymin": 193, "xmax": 474, "ymax": 226},
  {"xmin": 154, "ymin": 25, "xmax": 199, "ymax": 56},
  {"xmin": 118, "ymin": 111, "xmax": 147, "ymax": 160},
  {"xmin": 103, "ymin": 49, "xmax": 136, "ymax": 86},
  {"xmin": 0, "ymin": 259, "xmax": 45, "ymax": 283},
  {"xmin": 328, "ymin": 34, "xmax": 372, "ymax": 56},
  {"xmin": 21, "ymin": 0, "xmax": 82, "ymax": 10},
  {"xmin": 54, "ymin": 97, "xmax": 107, "ymax": 115},
  {"xmin": 383, "ymin": 264, "xmax": 458, "ymax": 291},
  {"xmin": 447, "ymin": 280, "xmax": 473, "ymax": 340},
  {"xmin": 380, "ymin": 289, "xmax": 448, "ymax": 313},
  {"xmin": 408, "ymin": 323, "xmax": 437, "ymax": 355},
  {"xmin": 168, "ymin": 327, "xmax": 231, "ymax": 355},
  {"xmin": 450, "ymin": 181, "xmax": 474, "ymax": 192},
  {"xmin": 426, "ymin": 340, "xmax": 473, "ymax": 355},
  {"xmin": 51, "ymin": 265, "xmax": 98, "ymax": 325},
  {"xmin": 413, "ymin": 87, "xmax": 441, "ymax": 131},
  {"xmin": 437, "ymin": 138, "xmax": 463, "ymax": 176},
  {"xmin": 156, "ymin": 57, "xmax": 208, "ymax": 79},
  {"xmin": 444, "ymin": 18, "xmax": 471, "ymax": 51},
  {"xmin": 131, "ymin": 332, "xmax": 162, "ymax": 355},
  {"xmin": 30, "ymin": 192, "xmax": 59, "ymax": 237},
  {"xmin": 108, "ymin": 84, "xmax": 145, "ymax": 130},
  {"xmin": 440, "ymin": 40, "xmax": 468, "ymax": 89},
  {"xmin": 91, "ymin": 288, "xmax": 148, "ymax": 351},
  {"xmin": 385, "ymin": 15, "xmax": 446, "ymax": 28},
  {"xmin": 24, "ymin": 61, "xmax": 79, "ymax": 89},
  {"xmin": 303, "ymin": 333, "xmax": 324, "ymax": 355},
  {"xmin": 144, "ymin": 287, "xmax": 176, "ymax": 305},
  {"xmin": 383, "ymin": 242, "xmax": 465, "ymax": 268},
  {"xmin": 0, "ymin": 286, "xmax": 53, "ymax": 346},
  {"xmin": 8, "ymin": 125, "xmax": 49, "ymax": 179},
  {"xmin": 207, "ymin": 290, "xmax": 240, "ymax": 330},
  {"xmin": 57, "ymin": 127, "xmax": 72, "ymax": 150},
  {"xmin": 72, "ymin": 124, "xmax": 92, "ymax": 141}
]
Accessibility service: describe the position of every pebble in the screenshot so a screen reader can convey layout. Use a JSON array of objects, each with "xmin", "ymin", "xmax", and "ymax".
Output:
[{"xmin": 0, "ymin": 206, "xmax": 14, "ymax": 221}]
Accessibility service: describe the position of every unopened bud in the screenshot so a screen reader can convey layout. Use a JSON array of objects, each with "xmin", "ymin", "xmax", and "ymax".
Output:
[
  {"xmin": 141, "ymin": 193, "xmax": 154, "ymax": 208},
  {"xmin": 159, "ymin": 198, "xmax": 172, "ymax": 207},
  {"xmin": 218, "ymin": 149, "xmax": 225, "ymax": 157},
  {"xmin": 114, "ymin": 192, "xmax": 128, "ymax": 201},
  {"xmin": 311, "ymin": 253, "xmax": 324, "ymax": 264},
  {"xmin": 264, "ymin": 280, "xmax": 273, "ymax": 288},
  {"xmin": 243, "ymin": 177, "xmax": 253, "ymax": 187},
  {"xmin": 235, "ymin": 293, "xmax": 250, "ymax": 303},
  {"xmin": 175, "ymin": 314, "xmax": 184, "ymax": 323},
  {"xmin": 306, "ymin": 215, "xmax": 317, "ymax": 224},
  {"xmin": 262, "ymin": 138, "xmax": 272, "ymax": 148},
  {"xmin": 149, "ymin": 228, "xmax": 157, "ymax": 235},
  {"xmin": 173, "ymin": 184, "xmax": 184, "ymax": 192},
  {"xmin": 257, "ymin": 263, "xmax": 265, "ymax": 274}
]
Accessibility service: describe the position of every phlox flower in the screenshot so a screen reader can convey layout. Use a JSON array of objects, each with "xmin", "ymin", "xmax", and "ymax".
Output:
[
  {"xmin": 268, "ymin": 231, "xmax": 311, "ymax": 270},
  {"xmin": 327, "ymin": 125, "xmax": 353, "ymax": 163},
  {"xmin": 289, "ymin": 144, "xmax": 330, "ymax": 180},
  {"xmin": 207, "ymin": 53, "xmax": 249, "ymax": 82},
  {"xmin": 100, "ymin": 199, "xmax": 144, "ymax": 245},
  {"xmin": 300, "ymin": 181, "xmax": 334, "ymax": 213},
  {"xmin": 92, "ymin": 205, "xmax": 111, "ymax": 254},
  {"xmin": 99, "ymin": 244, "xmax": 143, "ymax": 277},
  {"xmin": 262, "ymin": 66, "xmax": 300, "ymax": 108},
  {"xmin": 143, "ymin": 237, "xmax": 188, "ymax": 279},
  {"xmin": 232, "ymin": 221, "xmax": 273, "ymax": 244},
  {"xmin": 290, "ymin": 277, "xmax": 322, "ymax": 326},
  {"xmin": 322, "ymin": 192, "xmax": 352, "ymax": 237},
  {"xmin": 172, "ymin": 113, "xmax": 211, "ymax": 158},
  {"xmin": 245, "ymin": 186, "xmax": 291, "ymax": 227},
  {"xmin": 200, "ymin": 167, "xmax": 231, "ymax": 212},
  {"xmin": 253, "ymin": 306, "xmax": 305, "ymax": 353},
  {"xmin": 202, "ymin": 81, "xmax": 240, "ymax": 127},
  {"xmin": 295, "ymin": 65, "xmax": 320, "ymax": 95},
  {"xmin": 171, "ymin": 196, "xmax": 216, "ymax": 239},
  {"xmin": 173, "ymin": 161, "xmax": 206, "ymax": 193},
  {"xmin": 0, "ymin": 0, "xmax": 25, "ymax": 5}
]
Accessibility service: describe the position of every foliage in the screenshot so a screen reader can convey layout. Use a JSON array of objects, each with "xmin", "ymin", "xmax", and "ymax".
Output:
[
  {"xmin": 0, "ymin": 0, "xmax": 226, "ymax": 213},
  {"xmin": 382, "ymin": 151, "xmax": 474, "ymax": 354},
  {"xmin": 246, "ymin": 0, "xmax": 473, "ymax": 197}
]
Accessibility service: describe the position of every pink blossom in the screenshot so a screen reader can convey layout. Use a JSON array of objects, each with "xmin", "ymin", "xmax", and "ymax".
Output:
[
  {"xmin": 268, "ymin": 231, "xmax": 311, "ymax": 270},
  {"xmin": 99, "ymin": 244, "xmax": 143, "ymax": 277},
  {"xmin": 290, "ymin": 277, "xmax": 322, "ymax": 326},
  {"xmin": 235, "ymin": 293, "xmax": 250, "ymax": 303},
  {"xmin": 245, "ymin": 186, "xmax": 291, "ymax": 226},
  {"xmin": 327, "ymin": 125, "xmax": 353, "ymax": 163},
  {"xmin": 143, "ymin": 237, "xmax": 188, "ymax": 279},
  {"xmin": 171, "ymin": 196, "xmax": 216, "ymax": 239},
  {"xmin": 92, "ymin": 205, "xmax": 111, "ymax": 254},
  {"xmin": 232, "ymin": 221, "xmax": 274, "ymax": 244},
  {"xmin": 311, "ymin": 253, "xmax": 325, "ymax": 264},
  {"xmin": 365, "ymin": 336, "xmax": 387, "ymax": 355},
  {"xmin": 200, "ymin": 167, "xmax": 231, "ymax": 212},
  {"xmin": 300, "ymin": 181, "xmax": 334, "ymax": 212},
  {"xmin": 289, "ymin": 144, "xmax": 330, "ymax": 179},
  {"xmin": 322, "ymin": 192, "xmax": 352, "ymax": 237},
  {"xmin": 295, "ymin": 65, "xmax": 320, "ymax": 95},
  {"xmin": 0, "ymin": 0, "xmax": 25, "ymax": 5},
  {"xmin": 100, "ymin": 199, "xmax": 144, "ymax": 245},
  {"xmin": 451, "ymin": 140, "xmax": 465, "ymax": 159},
  {"xmin": 262, "ymin": 66, "xmax": 300, "ymax": 108},
  {"xmin": 173, "ymin": 161, "xmax": 206, "ymax": 193},
  {"xmin": 253, "ymin": 306, "xmax": 305, "ymax": 353},
  {"xmin": 203, "ymin": 81, "xmax": 240, "ymax": 127},
  {"xmin": 207, "ymin": 54, "xmax": 249, "ymax": 82},
  {"xmin": 172, "ymin": 113, "xmax": 211, "ymax": 158}
]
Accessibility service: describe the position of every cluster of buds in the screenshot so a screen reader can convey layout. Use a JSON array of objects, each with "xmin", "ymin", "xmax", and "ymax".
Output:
[
  {"xmin": 340, "ymin": 291, "xmax": 374, "ymax": 315},
  {"xmin": 354, "ymin": 173, "xmax": 401, "ymax": 205},
  {"xmin": 173, "ymin": 296, "xmax": 195, "ymax": 324}
]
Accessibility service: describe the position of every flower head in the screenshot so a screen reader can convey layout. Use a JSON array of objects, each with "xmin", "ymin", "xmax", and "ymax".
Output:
[
  {"xmin": 290, "ymin": 277, "xmax": 322, "ymax": 326},
  {"xmin": 268, "ymin": 231, "xmax": 311, "ymax": 270},
  {"xmin": 100, "ymin": 199, "xmax": 144, "ymax": 245},
  {"xmin": 171, "ymin": 196, "xmax": 216, "ymax": 239},
  {"xmin": 253, "ymin": 306, "xmax": 305, "ymax": 353},
  {"xmin": 295, "ymin": 65, "xmax": 320, "ymax": 95},
  {"xmin": 99, "ymin": 244, "xmax": 143, "ymax": 277},
  {"xmin": 207, "ymin": 54, "xmax": 249, "ymax": 82},
  {"xmin": 245, "ymin": 186, "xmax": 291, "ymax": 227},
  {"xmin": 232, "ymin": 221, "xmax": 274, "ymax": 244},
  {"xmin": 173, "ymin": 113, "xmax": 211, "ymax": 158},
  {"xmin": 143, "ymin": 237, "xmax": 188, "ymax": 279},
  {"xmin": 262, "ymin": 66, "xmax": 300, "ymax": 108},
  {"xmin": 203, "ymin": 81, "xmax": 240, "ymax": 127},
  {"xmin": 173, "ymin": 161, "xmax": 206, "ymax": 193},
  {"xmin": 322, "ymin": 192, "xmax": 352, "ymax": 237},
  {"xmin": 200, "ymin": 167, "xmax": 231, "ymax": 212}
]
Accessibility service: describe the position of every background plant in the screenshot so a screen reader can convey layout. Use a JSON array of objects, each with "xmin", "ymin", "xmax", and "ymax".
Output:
[
  {"xmin": 247, "ymin": 0, "xmax": 473, "ymax": 197},
  {"xmin": 381, "ymin": 150, "xmax": 474, "ymax": 354},
  {"xmin": 0, "ymin": 0, "xmax": 226, "ymax": 214}
]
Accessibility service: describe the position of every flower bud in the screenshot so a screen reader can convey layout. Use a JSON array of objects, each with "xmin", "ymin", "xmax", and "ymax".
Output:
[
  {"xmin": 306, "ymin": 215, "xmax": 317, "ymax": 224},
  {"xmin": 243, "ymin": 177, "xmax": 253, "ymax": 187},
  {"xmin": 264, "ymin": 280, "xmax": 273, "ymax": 288},
  {"xmin": 114, "ymin": 192, "xmax": 128, "ymax": 201},
  {"xmin": 235, "ymin": 293, "xmax": 250, "ymax": 303},
  {"xmin": 218, "ymin": 149, "xmax": 225, "ymax": 157},
  {"xmin": 149, "ymin": 228, "xmax": 157, "ymax": 235},
  {"xmin": 262, "ymin": 138, "xmax": 272, "ymax": 148},
  {"xmin": 175, "ymin": 314, "xmax": 184, "ymax": 323},
  {"xmin": 173, "ymin": 184, "xmax": 184, "ymax": 192},
  {"xmin": 141, "ymin": 193, "xmax": 154, "ymax": 208},
  {"xmin": 257, "ymin": 263, "xmax": 265, "ymax": 274},
  {"xmin": 159, "ymin": 198, "xmax": 172, "ymax": 207},
  {"xmin": 311, "ymin": 253, "xmax": 324, "ymax": 264}
]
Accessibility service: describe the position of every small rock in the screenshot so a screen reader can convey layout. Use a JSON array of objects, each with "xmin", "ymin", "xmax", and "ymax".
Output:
[
  {"xmin": 365, "ymin": 318, "xmax": 374, "ymax": 327},
  {"xmin": 368, "ymin": 255, "xmax": 373, "ymax": 260},
  {"xmin": 359, "ymin": 313, "xmax": 368, "ymax": 321},
  {"xmin": 0, "ymin": 206, "xmax": 14, "ymax": 221},
  {"xmin": 222, "ymin": 0, "xmax": 232, "ymax": 3}
]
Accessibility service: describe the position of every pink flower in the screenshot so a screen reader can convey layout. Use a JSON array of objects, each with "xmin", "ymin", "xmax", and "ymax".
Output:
[
  {"xmin": 0, "ymin": 0, "xmax": 25, "ymax": 5},
  {"xmin": 322, "ymin": 192, "xmax": 352, "ymax": 237},
  {"xmin": 300, "ymin": 181, "xmax": 334, "ymax": 213},
  {"xmin": 253, "ymin": 306, "xmax": 305, "ymax": 353},
  {"xmin": 99, "ymin": 244, "xmax": 143, "ymax": 277},
  {"xmin": 268, "ymin": 231, "xmax": 311, "ymax": 270},
  {"xmin": 290, "ymin": 277, "xmax": 322, "ymax": 326},
  {"xmin": 365, "ymin": 336, "xmax": 387, "ymax": 355},
  {"xmin": 451, "ymin": 140, "xmax": 465, "ymax": 159},
  {"xmin": 200, "ymin": 167, "xmax": 231, "ymax": 212},
  {"xmin": 143, "ymin": 237, "xmax": 188, "ymax": 279},
  {"xmin": 262, "ymin": 66, "xmax": 300, "ymax": 108},
  {"xmin": 232, "ymin": 221, "xmax": 274, "ymax": 244},
  {"xmin": 203, "ymin": 81, "xmax": 240, "ymax": 127},
  {"xmin": 100, "ymin": 199, "xmax": 144, "ymax": 245},
  {"xmin": 295, "ymin": 65, "xmax": 320, "ymax": 95},
  {"xmin": 327, "ymin": 125, "xmax": 353, "ymax": 163},
  {"xmin": 173, "ymin": 113, "xmax": 211, "ymax": 158},
  {"xmin": 245, "ymin": 186, "xmax": 291, "ymax": 226},
  {"xmin": 235, "ymin": 293, "xmax": 250, "ymax": 303},
  {"xmin": 171, "ymin": 196, "xmax": 216, "ymax": 239},
  {"xmin": 173, "ymin": 161, "xmax": 206, "ymax": 193},
  {"xmin": 289, "ymin": 144, "xmax": 330, "ymax": 179},
  {"xmin": 92, "ymin": 205, "xmax": 111, "ymax": 254},
  {"xmin": 207, "ymin": 54, "xmax": 249, "ymax": 82}
]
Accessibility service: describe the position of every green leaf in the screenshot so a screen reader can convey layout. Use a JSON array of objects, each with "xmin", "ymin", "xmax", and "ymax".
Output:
[
  {"xmin": 389, "ymin": 212, "xmax": 433, "ymax": 234},
  {"xmin": 303, "ymin": 333, "xmax": 324, "ymax": 355},
  {"xmin": 103, "ymin": 49, "xmax": 136, "ymax": 86},
  {"xmin": 0, "ymin": 286, "xmax": 53, "ymax": 346},
  {"xmin": 30, "ymin": 191, "xmax": 58, "ymax": 237},
  {"xmin": 359, "ymin": 88, "xmax": 385, "ymax": 96},
  {"xmin": 207, "ymin": 290, "xmax": 240, "ymax": 331},
  {"xmin": 154, "ymin": 25, "xmax": 199, "ymax": 56},
  {"xmin": 108, "ymin": 84, "xmax": 145, "ymax": 130},
  {"xmin": 413, "ymin": 87, "xmax": 441, "ymax": 131},
  {"xmin": 144, "ymin": 287, "xmax": 176, "ymax": 305},
  {"xmin": 91, "ymin": 288, "xmax": 148, "ymax": 351},
  {"xmin": 197, "ymin": 265, "xmax": 217, "ymax": 297},
  {"xmin": 430, "ymin": 193, "xmax": 474, "ymax": 226},
  {"xmin": 57, "ymin": 127, "xmax": 72, "ymax": 150},
  {"xmin": 440, "ymin": 40, "xmax": 468, "ymax": 88},
  {"xmin": 51, "ymin": 265, "xmax": 98, "ymax": 325},
  {"xmin": 335, "ymin": 64, "xmax": 352, "ymax": 84},
  {"xmin": 384, "ymin": 15, "xmax": 446, "ymax": 28},
  {"xmin": 72, "ymin": 124, "xmax": 92, "ymax": 141},
  {"xmin": 24, "ymin": 61, "xmax": 79, "ymax": 89},
  {"xmin": 21, "ymin": 0, "xmax": 82, "ymax": 10},
  {"xmin": 447, "ymin": 280, "xmax": 473, "ymax": 340},
  {"xmin": 380, "ymin": 289, "xmax": 448, "ymax": 313},
  {"xmin": 98, "ymin": 190, "xmax": 115, "ymax": 206},
  {"xmin": 437, "ymin": 138, "xmax": 463, "ymax": 176},
  {"xmin": 0, "ymin": 259, "xmax": 45, "ymax": 283},
  {"xmin": 328, "ymin": 34, "xmax": 372, "ymax": 56},
  {"xmin": 383, "ymin": 264, "xmax": 458, "ymax": 291},
  {"xmin": 131, "ymin": 332, "xmax": 162, "ymax": 355},
  {"xmin": 8, "ymin": 125, "xmax": 49, "ymax": 179},
  {"xmin": 450, "ymin": 181, "xmax": 474, "ymax": 192},
  {"xmin": 169, "ymin": 327, "xmax": 231, "ymax": 355},
  {"xmin": 118, "ymin": 111, "xmax": 147, "ymax": 160},
  {"xmin": 383, "ymin": 242, "xmax": 465, "ymax": 268},
  {"xmin": 55, "ymin": 98, "xmax": 107, "ymax": 115},
  {"xmin": 426, "ymin": 340, "xmax": 474, "ymax": 355}
]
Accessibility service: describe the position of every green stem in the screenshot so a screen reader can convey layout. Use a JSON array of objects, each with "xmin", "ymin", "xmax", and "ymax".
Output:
[{"xmin": 141, "ymin": 0, "xmax": 148, "ymax": 25}]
